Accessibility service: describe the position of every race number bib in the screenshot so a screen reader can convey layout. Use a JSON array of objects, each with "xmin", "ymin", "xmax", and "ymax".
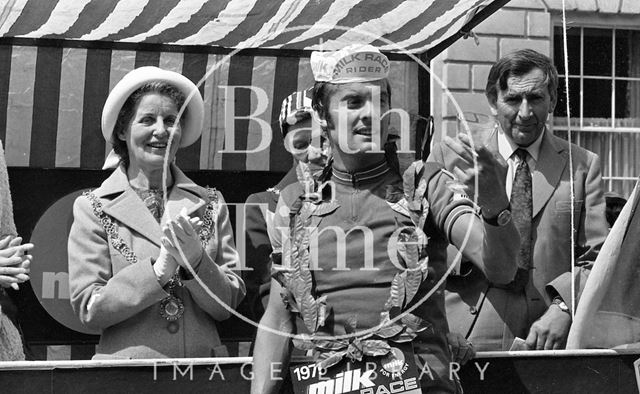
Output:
[{"xmin": 290, "ymin": 343, "xmax": 421, "ymax": 394}]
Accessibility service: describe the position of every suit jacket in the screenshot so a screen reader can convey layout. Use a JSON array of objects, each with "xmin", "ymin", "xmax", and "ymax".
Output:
[
  {"xmin": 431, "ymin": 129, "xmax": 608, "ymax": 350},
  {"xmin": 241, "ymin": 167, "xmax": 299, "ymax": 321},
  {"xmin": 68, "ymin": 164, "xmax": 245, "ymax": 359}
]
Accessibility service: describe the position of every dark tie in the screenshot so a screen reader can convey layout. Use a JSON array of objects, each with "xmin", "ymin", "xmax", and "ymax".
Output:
[{"xmin": 498, "ymin": 148, "xmax": 532, "ymax": 293}]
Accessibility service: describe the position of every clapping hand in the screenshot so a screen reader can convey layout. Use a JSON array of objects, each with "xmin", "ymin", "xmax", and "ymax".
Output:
[
  {"xmin": 161, "ymin": 208, "xmax": 204, "ymax": 274},
  {"xmin": 443, "ymin": 133, "xmax": 509, "ymax": 218},
  {"xmin": 0, "ymin": 236, "xmax": 33, "ymax": 290}
]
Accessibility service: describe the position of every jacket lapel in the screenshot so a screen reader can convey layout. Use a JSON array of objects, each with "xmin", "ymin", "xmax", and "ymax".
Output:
[
  {"xmin": 532, "ymin": 131, "xmax": 567, "ymax": 218},
  {"xmin": 95, "ymin": 165, "xmax": 206, "ymax": 248},
  {"xmin": 103, "ymin": 188, "xmax": 163, "ymax": 246},
  {"xmin": 162, "ymin": 165, "xmax": 207, "ymax": 225}
]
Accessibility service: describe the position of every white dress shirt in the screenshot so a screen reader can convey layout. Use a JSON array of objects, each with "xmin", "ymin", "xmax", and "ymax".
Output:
[{"xmin": 497, "ymin": 127, "xmax": 545, "ymax": 199}]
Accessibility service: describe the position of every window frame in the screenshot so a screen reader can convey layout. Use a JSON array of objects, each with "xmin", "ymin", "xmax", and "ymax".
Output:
[{"xmin": 551, "ymin": 12, "xmax": 640, "ymax": 193}]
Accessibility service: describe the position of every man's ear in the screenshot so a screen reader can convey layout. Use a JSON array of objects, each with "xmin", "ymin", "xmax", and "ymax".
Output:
[
  {"xmin": 487, "ymin": 95, "xmax": 498, "ymax": 116},
  {"xmin": 549, "ymin": 88, "xmax": 558, "ymax": 113}
]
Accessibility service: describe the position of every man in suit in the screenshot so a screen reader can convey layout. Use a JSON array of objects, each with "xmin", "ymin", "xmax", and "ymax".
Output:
[{"xmin": 433, "ymin": 49, "xmax": 609, "ymax": 351}]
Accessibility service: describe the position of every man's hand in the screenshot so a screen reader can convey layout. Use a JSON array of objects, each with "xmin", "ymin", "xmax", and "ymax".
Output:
[
  {"xmin": 525, "ymin": 305, "xmax": 572, "ymax": 350},
  {"xmin": 446, "ymin": 332, "xmax": 475, "ymax": 365},
  {"xmin": 443, "ymin": 133, "xmax": 509, "ymax": 218}
]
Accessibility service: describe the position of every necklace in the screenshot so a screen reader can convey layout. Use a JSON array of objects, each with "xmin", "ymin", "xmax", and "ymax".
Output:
[{"xmin": 131, "ymin": 186, "xmax": 166, "ymax": 222}]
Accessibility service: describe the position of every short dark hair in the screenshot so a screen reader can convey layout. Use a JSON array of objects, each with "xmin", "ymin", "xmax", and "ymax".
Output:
[
  {"xmin": 485, "ymin": 49, "xmax": 558, "ymax": 104},
  {"xmin": 111, "ymin": 81, "xmax": 187, "ymax": 168},
  {"xmin": 311, "ymin": 80, "xmax": 392, "ymax": 128}
]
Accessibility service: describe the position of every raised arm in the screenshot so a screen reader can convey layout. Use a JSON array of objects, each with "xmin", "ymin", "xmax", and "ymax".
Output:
[{"xmin": 429, "ymin": 134, "xmax": 519, "ymax": 284}]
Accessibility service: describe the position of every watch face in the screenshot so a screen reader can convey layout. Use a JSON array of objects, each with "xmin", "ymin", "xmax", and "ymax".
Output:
[{"xmin": 497, "ymin": 210, "xmax": 512, "ymax": 226}]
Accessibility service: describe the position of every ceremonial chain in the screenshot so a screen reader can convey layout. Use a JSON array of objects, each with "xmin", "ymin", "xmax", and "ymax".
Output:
[{"xmin": 84, "ymin": 187, "xmax": 218, "ymax": 331}]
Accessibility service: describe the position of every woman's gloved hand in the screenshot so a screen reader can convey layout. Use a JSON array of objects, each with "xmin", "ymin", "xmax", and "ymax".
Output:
[{"xmin": 161, "ymin": 208, "xmax": 204, "ymax": 276}]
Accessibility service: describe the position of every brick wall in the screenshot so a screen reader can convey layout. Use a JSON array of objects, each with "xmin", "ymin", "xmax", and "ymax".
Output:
[{"xmin": 430, "ymin": 0, "xmax": 552, "ymax": 139}]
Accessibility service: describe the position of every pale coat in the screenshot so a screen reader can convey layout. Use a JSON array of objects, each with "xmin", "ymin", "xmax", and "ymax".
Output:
[
  {"xmin": 68, "ymin": 164, "xmax": 245, "ymax": 359},
  {"xmin": 432, "ymin": 129, "xmax": 609, "ymax": 350}
]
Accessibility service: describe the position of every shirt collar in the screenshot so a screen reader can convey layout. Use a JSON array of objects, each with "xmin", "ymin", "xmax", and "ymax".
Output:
[
  {"xmin": 497, "ymin": 126, "xmax": 545, "ymax": 162},
  {"xmin": 332, "ymin": 160, "xmax": 390, "ymax": 186}
]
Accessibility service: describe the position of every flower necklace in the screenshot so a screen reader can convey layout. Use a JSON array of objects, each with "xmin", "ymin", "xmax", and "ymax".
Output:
[{"xmin": 272, "ymin": 160, "xmax": 434, "ymax": 369}]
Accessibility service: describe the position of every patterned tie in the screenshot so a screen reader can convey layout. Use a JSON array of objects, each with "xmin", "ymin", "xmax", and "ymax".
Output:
[{"xmin": 502, "ymin": 148, "xmax": 533, "ymax": 292}]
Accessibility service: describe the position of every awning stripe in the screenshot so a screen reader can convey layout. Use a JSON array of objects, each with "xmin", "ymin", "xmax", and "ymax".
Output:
[
  {"xmin": 0, "ymin": 0, "xmax": 29, "ymax": 36},
  {"xmin": 296, "ymin": 57, "xmax": 314, "ymax": 93},
  {"xmin": 104, "ymin": 0, "xmax": 181, "ymax": 42},
  {"xmin": 0, "ymin": 0, "xmax": 499, "ymax": 54},
  {"xmin": 5, "ymin": 0, "xmax": 56, "ymax": 37},
  {"xmin": 285, "ymin": 0, "xmax": 369, "ymax": 50},
  {"xmin": 385, "ymin": 0, "xmax": 483, "ymax": 53},
  {"xmin": 30, "ymin": 45, "xmax": 62, "ymax": 168},
  {"xmin": 56, "ymin": 48, "xmax": 86, "ymax": 168},
  {"xmin": 370, "ymin": 1, "xmax": 454, "ymax": 49},
  {"xmin": 79, "ymin": 48, "xmax": 110, "ymax": 169},
  {"xmin": 246, "ymin": 56, "xmax": 275, "ymax": 171},
  {"xmin": 134, "ymin": 50, "xmax": 160, "ymax": 68},
  {"xmin": 210, "ymin": 0, "xmax": 284, "ymax": 49},
  {"xmin": 313, "ymin": 0, "xmax": 438, "ymax": 51},
  {"xmin": 79, "ymin": 0, "xmax": 150, "ymax": 41},
  {"xmin": 199, "ymin": 54, "xmax": 216, "ymax": 170},
  {"xmin": 22, "ymin": 0, "xmax": 92, "ymax": 38},
  {"xmin": 271, "ymin": 56, "xmax": 300, "ymax": 172},
  {"xmin": 106, "ymin": 49, "xmax": 135, "ymax": 160},
  {"xmin": 143, "ymin": 0, "xmax": 230, "ymax": 46},
  {"xmin": 0, "ymin": 44, "xmax": 419, "ymax": 171},
  {"xmin": 209, "ymin": 54, "xmax": 231, "ymax": 171},
  {"xmin": 53, "ymin": 0, "xmax": 120, "ymax": 40},
  {"xmin": 175, "ymin": 51, "xmax": 207, "ymax": 170},
  {"xmin": 159, "ymin": 51, "xmax": 183, "ymax": 75},
  {"xmin": 233, "ymin": 0, "xmax": 311, "ymax": 49},
  {"xmin": 122, "ymin": 0, "xmax": 208, "ymax": 43},
  {"xmin": 172, "ymin": 0, "xmax": 257, "ymax": 46},
  {"xmin": 5, "ymin": 45, "xmax": 36, "ymax": 166},
  {"xmin": 258, "ymin": 0, "xmax": 338, "ymax": 49},
  {"xmin": 320, "ymin": 0, "xmax": 404, "ymax": 48},
  {"xmin": 222, "ymin": 55, "xmax": 254, "ymax": 171}
]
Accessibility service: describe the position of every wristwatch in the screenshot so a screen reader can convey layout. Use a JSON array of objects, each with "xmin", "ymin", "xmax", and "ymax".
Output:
[
  {"xmin": 552, "ymin": 296, "xmax": 571, "ymax": 315},
  {"xmin": 483, "ymin": 206, "xmax": 512, "ymax": 227}
]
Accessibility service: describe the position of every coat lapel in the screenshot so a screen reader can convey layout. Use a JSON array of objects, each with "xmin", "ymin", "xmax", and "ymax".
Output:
[
  {"xmin": 96, "ymin": 167, "xmax": 163, "ymax": 246},
  {"xmin": 162, "ymin": 165, "xmax": 207, "ymax": 226},
  {"xmin": 103, "ymin": 188, "xmax": 163, "ymax": 246},
  {"xmin": 95, "ymin": 165, "xmax": 207, "ymax": 248},
  {"xmin": 532, "ymin": 131, "xmax": 567, "ymax": 218}
]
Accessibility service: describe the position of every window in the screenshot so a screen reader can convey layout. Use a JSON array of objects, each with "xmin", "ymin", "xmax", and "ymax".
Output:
[{"xmin": 553, "ymin": 26, "xmax": 640, "ymax": 197}]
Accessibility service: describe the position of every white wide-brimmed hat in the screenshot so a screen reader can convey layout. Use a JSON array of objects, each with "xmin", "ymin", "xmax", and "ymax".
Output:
[{"xmin": 101, "ymin": 66, "xmax": 204, "ymax": 149}]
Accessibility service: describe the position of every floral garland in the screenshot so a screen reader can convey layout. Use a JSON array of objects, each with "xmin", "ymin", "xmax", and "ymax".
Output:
[{"xmin": 272, "ymin": 160, "xmax": 435, "ymax": 369}]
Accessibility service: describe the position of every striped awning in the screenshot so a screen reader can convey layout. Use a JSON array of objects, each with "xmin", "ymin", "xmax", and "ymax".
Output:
[
  {"xmin": 0, "ymin": 0, "xmax": 508, "ymax": 171},
  {"xmin": 0, "ymin": 0, "xmax": 493, "ymax": 54},
  {"xmin": 0, "ymin": 45, "xmax": 421, "ymax": 171}
]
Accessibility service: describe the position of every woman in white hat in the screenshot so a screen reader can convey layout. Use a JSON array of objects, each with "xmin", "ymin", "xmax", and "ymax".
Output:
[{"xmin": 67, "ymin": 66, "xmax": 245, "ymax": 359}]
